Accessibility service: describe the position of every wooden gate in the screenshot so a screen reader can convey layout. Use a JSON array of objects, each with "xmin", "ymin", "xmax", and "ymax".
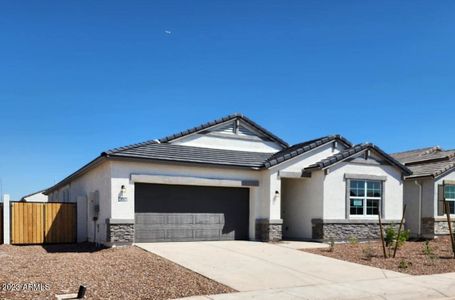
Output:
[
  {"xmin": 11, "ymin": 202, "xmax": 76, "ymax": 244},
  {"xmin": 0, "ymin": 203, "xmax": 3, "ymax": 244}
]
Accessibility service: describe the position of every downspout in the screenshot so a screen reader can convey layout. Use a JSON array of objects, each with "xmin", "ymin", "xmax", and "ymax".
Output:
[{"xmin": 414, "ymin": 180, "xmax": 423, "ymax": 237}]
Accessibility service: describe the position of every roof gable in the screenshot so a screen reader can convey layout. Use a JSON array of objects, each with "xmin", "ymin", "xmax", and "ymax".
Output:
[
  {"xmin": 159, "ymin": 113, "xmax": 288, "ymax": 148},
  {"xmin": 264, "ymin": 135, "xmax": 352, "ymax": 168},
  {"xmin": 305, "ymin": 143, "xmax": 412, "ymax": 175}
]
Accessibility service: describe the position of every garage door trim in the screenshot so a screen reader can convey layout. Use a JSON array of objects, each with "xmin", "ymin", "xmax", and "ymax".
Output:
[{"xmin": 131, "ymin": 173, "xmax": 259, "ymax": 187}]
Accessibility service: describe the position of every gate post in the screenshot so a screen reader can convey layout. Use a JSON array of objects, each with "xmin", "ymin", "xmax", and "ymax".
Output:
[{"xmin": 2, "ymin": 194, "xmax": 10, "ymax": 244}]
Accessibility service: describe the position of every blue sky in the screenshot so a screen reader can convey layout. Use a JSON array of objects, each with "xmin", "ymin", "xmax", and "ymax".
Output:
[{"xmin": 0, "ymin": 1, "xmax": 454, "ymax": 199}]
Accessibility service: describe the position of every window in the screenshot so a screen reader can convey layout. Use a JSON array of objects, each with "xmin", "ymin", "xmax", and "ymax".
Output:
[
  {"xmin": 349, "ymin": 180, "xmax": 382, "ymax": 216},
  {"xmin": 445, "ymin": 185, "xmax": 455, "ymax": 214}
]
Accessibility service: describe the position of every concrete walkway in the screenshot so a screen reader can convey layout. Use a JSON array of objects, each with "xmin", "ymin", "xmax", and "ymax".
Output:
[{"xmin": 136, "ymin": 241, "xmax": 404, "ymax": 292}]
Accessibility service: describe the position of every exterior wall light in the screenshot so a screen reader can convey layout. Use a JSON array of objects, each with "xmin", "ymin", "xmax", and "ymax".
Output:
[
  {"xmin": 273, "ymin": 190, "xmax": 280, "ymax": 203},
  {"xmin": 118, "ymin": 185, "xmax": 128, "ymax": 202}
]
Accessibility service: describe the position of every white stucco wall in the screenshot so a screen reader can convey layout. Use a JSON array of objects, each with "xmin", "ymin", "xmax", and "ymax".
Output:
[
  {"xmin": 23, "ymin": 192, "xmax": 48, "ymax": 202},
  {"xmin": 173, "ymin": 134, "xmax": 283, "ymax": 152},
  {"xmin": 281, "ymin": 171, "xmax": 324, "ymax": 239},
  {"xmin": 403, "ymin": 180, "xmax": 420, "ymax": 236},
  {"xmin": 403, "ymin": 178, "xmax": 434, "ymax": 237},
  {"xmin": 323, "ymin": 162, "xmax": 404, "ymax": 220},
  {"xmin": 402, "ymin": 170, "xmax": 455, "ymax": 237},
  {"xmin": 47, "ymin": 161, "xmax": 112, "ymax": 243},
  {"xmin": 263, "ymin": 141, "xmax": 346, "ymax": 224},
  {"xmin": 271, "ymin": 142, "xmax": 346, "ymax": 173},
  {"xmin": 422, "ymin": 179, "xmax": 435, "ymax": 217}
]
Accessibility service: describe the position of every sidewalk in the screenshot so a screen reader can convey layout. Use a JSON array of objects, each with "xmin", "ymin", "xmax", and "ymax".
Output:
[{"xmin": 178, "ymin": 272, "xmax": 455, "ymax": 300}]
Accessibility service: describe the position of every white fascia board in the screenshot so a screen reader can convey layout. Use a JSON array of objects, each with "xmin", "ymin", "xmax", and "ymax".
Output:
[
  {"xmin": 130, "ymin": 174, "xmax": 259, "ymax": 187},
  {"xmin": 277, "ymin": 171, "xmax": 302, "ymax": 178}
]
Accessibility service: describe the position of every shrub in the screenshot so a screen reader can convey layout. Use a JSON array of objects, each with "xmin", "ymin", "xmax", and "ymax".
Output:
[
  {"xmin": 328, "ymin": 237, "xmax": 335, "ymax": 252},
  {"xmin": 423, "ymin": 240, "xmax": 432, "ymax": 256},
  {"xmin": 385, "ymin": 227, "xmax": 396, "ymax": 247},
  {"xmin": 398, "ymin": 260, "xmax": 412, "ymax": 270},
  {"xmin": 347, "ymin": 235, "xmax": 358, "ymax": 245},
  {"xmin": 384, "ymin": 226, "xmax": 410, "ymax": 248},
  {"xmin": 397, "ymin": 229, "xmax": 410, "ymax": 248},
  {"xmin": 362, "ymin": 241, "xmax": 375, "ymax": 261},
  {"xmin": 423, "ymin": 240, "xmax": 437, "ymax": 261}
]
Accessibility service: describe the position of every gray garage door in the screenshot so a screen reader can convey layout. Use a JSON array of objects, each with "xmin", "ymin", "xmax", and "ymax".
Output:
[{"xmin": 135, "ymin": 183, "xmax": 249, "ymax": 242}]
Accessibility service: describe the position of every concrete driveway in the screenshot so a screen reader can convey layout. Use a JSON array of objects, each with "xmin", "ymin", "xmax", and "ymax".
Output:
[{"xmin": 136, "ymin": 241, "xmax": 405, "ymax": 292}]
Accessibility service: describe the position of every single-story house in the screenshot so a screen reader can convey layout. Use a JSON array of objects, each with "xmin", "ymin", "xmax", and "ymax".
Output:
[
  {"xmin": 45, "ymin": 113, "xmax": 411, "ymax": 246},
  {"xmin": 391, "ymin": 147, "xmax": 455, "ymax": 238},
  {"xmin": 21, "ymin": 190, "xmax": 48, "ymax": 202}
]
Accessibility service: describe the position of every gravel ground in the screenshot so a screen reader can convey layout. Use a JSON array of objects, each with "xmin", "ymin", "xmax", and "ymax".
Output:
[
  {"xmin": 304, "ymin": 236, "xmax": 455, "ymax": 275},
  {"xmin": 0, "ymin": 243, "xmax": 235, "ymax": 300}
]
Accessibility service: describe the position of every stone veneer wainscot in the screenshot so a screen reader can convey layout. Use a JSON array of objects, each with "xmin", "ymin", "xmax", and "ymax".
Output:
[
  {"xmin": 312, "ymin": 219, "xmax": 401, "ymax": 241},
  {"xmin": 255, "ymin": 219, "xmax": 283, "ymax": 242},
  {"xmin": 422, "ymin": 217, "xmax": 455, "ymax": 237},
  {"xmin": 106, "ymin": 219, "xmax": 135, "ymax": 244}
]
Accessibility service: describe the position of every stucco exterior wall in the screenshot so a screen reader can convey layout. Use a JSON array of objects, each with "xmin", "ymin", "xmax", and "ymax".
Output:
[
  {"xmin": 266, "ymin": 141, "xmax": 346, "ymax": 237},
  {"xmin": 403, "ymin": 180, "xmax": 420, "ymax": 236},
  {"xmin": 403, "ymin": 178, "xmax": 434, "ymax": 237},
  {"xmin": 423, "ymin": 179, "xmax": 435, "ymax": 218},
  {"xmin": 173, "ymin": 134, "xmax": 282, "ymax": 153},
  {"xmin": 109, "ymin": 160, "xmax": 267, "ymax": 240},
  {"xmin": 23, "ymin": 192, "xmax": 48, "ymax": 202},
  {"xmin": 281, "ymin": 171, "xmax": 324, "ymax": 239},
  {"xmin": 272, "ymin": 142, "xmax": 345, "ymax": 173},
  {"xmin": 47, "ymin": 161, "xmax": 112, "ymax": 243},
  {"xmin": 323, "ymin": 162, "xmax": 404, "ymax": 220}
]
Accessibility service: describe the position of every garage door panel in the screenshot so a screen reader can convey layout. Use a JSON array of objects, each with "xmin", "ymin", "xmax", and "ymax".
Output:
[
  {"xmin": 135, "ymin": 229, "xmax": 166, "ymax": 240},
  {"xmin": 166, "ymin": 229, "xmax": 194, "ymax": 240},
  {"xmin": 135, "ymin": 213, "xmax": 166, "ymax": 225},
  {"xmin": 194, "ymin": 229, "xmax": 221, "ymax": 240},
  {"xmin": 194, "ymin": 214, "xmax": 222, "ymax": 224},
  {"xmin": 134, "ymin": 183, "xmax": 249, "ymax": 242},
  {"xmin": 167, "ymin": 214, "xmax": 194, "ymax": 224}
]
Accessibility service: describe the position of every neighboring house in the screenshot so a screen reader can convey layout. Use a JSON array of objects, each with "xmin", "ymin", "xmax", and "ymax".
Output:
[
  {"xmin": 44, "ymin": 113, "xmax": 411, "ymax": 246},
  {"xmin": 391, "ymin": 147, "xmax": 455, "ymax": 238},
  {"xmin": 21, "ymin": 190, "xmax": 48, "ymax": 202}
]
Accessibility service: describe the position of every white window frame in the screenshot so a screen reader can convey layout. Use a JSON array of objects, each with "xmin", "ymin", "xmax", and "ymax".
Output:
[
  {"xmin": 349, "ymin": 180, "xmax": 382, "ymax": 218},
  {"xmin": 445, "ymin": 185, "xmax": 455, "ymax": 215}
]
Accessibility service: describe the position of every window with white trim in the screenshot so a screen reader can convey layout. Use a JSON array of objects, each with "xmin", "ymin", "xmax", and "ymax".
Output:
[
  {"xmin": 349, "ymin": 180, "xmax": 382, "ymax": 216},
  {"xmin": 445, "ymin": 185, "xmax": 455, "ymax": 214}
]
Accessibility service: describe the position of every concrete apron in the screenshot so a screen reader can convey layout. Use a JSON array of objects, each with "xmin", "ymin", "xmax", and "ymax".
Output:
[{"xmin": 136, "ymin": 241, "xmax": 405, "ymax": 292}]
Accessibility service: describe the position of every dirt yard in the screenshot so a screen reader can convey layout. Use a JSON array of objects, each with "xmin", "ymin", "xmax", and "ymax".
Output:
[
  {"xmin": 304, "ymin": 236, "xmax": 455, "ymax": 275},
  {"xmin": 0, "ymin": 243, "xmax": 234, "ymax": 300}
]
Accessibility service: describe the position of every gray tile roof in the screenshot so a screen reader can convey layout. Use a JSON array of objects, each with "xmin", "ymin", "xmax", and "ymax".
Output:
[
  {"xmin": 305, "ymin": 143, "xmax": 412, "ymax": 175},
  {"xmin": 263, "ymin": 135, "xmax": 352, "ymax": 168},
  {"xmin": 390, "ymin": 146, "xmax": 439, "ymax": 163},
  {"xmin": 391, "ymin": 146, "xmax": 455, "ymax": 179},
  {"xmin": 105, "ymin": 135, "xmax": 351, "ymax": 170},
  {"xmin": 105, "ymin": 143, "xmax": 274, "ymax": 168},
  {"xmin": 406, "ymin": 158, "xmax": 455, "ymax": 179},
  {"xmin": 391, "ymin": 147, "xmax": 455, "ymax": 165}
]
